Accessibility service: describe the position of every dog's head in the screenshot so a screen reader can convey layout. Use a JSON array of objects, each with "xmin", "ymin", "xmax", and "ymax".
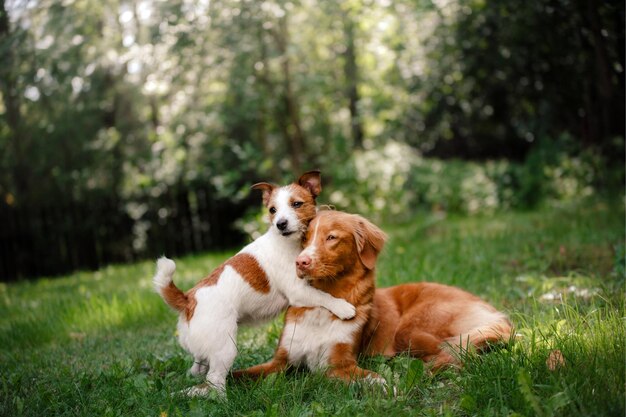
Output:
[
  {"xmin": 251, "ymin": 170, "xmax": 321, "ymax": 240},
  {"xmin": 296, "ymin": 210, "xmax": 387, "ymax": 281}
]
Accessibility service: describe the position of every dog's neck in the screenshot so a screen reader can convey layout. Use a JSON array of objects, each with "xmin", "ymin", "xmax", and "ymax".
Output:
[
  {"xmin": 262, "ymin": 227, "xmax": 303, "ymax": 253},
  {"xmin": 309, "ymin": 266, "xmax": 376, "ymax": 308}
]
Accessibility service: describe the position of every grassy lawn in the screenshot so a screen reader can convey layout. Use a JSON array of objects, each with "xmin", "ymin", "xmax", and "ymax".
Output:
[{"xmin": 1, "ymin": 199, "xmax": 624, "ymax": 416}]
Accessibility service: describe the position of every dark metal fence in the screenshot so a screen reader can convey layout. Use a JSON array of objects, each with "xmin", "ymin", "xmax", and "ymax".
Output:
[{"xmin": 0, "ymin": 187, "xmax": 253, "ymax": 281}]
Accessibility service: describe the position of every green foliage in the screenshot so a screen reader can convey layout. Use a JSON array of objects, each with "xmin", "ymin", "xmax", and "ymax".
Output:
[
  {"xmin": 408, "ymin": 0, "xmax": 624, "ymax": 161},
  {"xmin": 0, "ymin": 0, "xmax": 623, "ymax": 208},
  {"xmin": 459, "ymin": 303, "xmax": 625, "ymax": 417},
  {"xmin": 1, "ymin": 201, "xmax": 624, "ymax": 416},
  {"xmin": 1, "ymin": 0, "xmax": 623, "ymax": 280},
  {"xmin": 324, "ymin": 137, "xmax": 616, "ymax": 223}
]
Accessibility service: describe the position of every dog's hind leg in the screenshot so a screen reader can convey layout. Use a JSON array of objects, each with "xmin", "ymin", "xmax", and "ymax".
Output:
[
  {"xmin": 393, "ymin": 321, "xmax": 443, "ymax": 359},
  {"xmin": 185, "ymin": 345, "xmax": 237, "ymax": 397},
  {"xmin": 185, "ymin": 317, "xmax": 239, "ymax": 397},
  {"xmin": 206, "ymin": 342, "xmax": 238, "ymax": 393},
  {"xmin": 232, "ymin": 347, "xmax": 290, "ymax": 381}
]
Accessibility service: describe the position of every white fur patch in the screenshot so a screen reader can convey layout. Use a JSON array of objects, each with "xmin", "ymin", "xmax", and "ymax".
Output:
[
  {"xmin": 272, "ymin": 187, "xmax": 300, "ymax": 235},
  {"xmin": 300, "ymin": 219, "xmax": 320, "ymax": 260},
  {"xmin": 153, "ymin": 256, "xmax": 176, "ymax": 290},
  {"xmin": 281, "ymin": 308, "xmax": 364, "ymax": 371}
]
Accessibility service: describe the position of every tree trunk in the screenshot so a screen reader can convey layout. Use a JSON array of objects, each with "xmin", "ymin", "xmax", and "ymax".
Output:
[
  {"xmin": 274, "ymin": 13, "xmax": 307, "ymax": 174},
  {"xmin": 255, "ymin": 19, "xmax": 280, "ymax": 179},
  {"xmin": 586, "ymin": 0, "xmax": 612, "ymax": 145},
  {"xmin": 343, "ymin": 15, "xmax": 364, "ymax": 149},
  {"xmin": 0, "ymin": 0, "xmax": 29, "ymax": 203}
]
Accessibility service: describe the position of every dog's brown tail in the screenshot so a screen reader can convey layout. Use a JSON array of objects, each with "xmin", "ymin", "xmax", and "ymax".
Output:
[
  {"xmin": 153, "ymin": 257, "xmax": 188, "ymax": 313},
  {"xmin": 444, "ymin": 316, "xmax": 513, "ymax": 356}
]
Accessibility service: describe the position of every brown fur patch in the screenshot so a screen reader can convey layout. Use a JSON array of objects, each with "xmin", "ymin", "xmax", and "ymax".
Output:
[
  {"xmin": 362, "ymin": 282, "xmax": 512, "ymax": 369},
  {"xmin": 297, "ymin": 170, "xmax": 322, "ymax": 198},
  {"xmin": 251, "ymin": 182, "xmax": 276, "ymax": 207},
  {"xmin": 328, "ymin": 342, "xmax": 357, "ymax": 369},
  {"xmin": 228, "ymin": 253, "xmax": 271, "ymax": 294},
  {"xmin": 183, "ymin": 254, "xmax": 269, "ymax": 321},
  {"xmin": 161, "ymin": 282, "xmax": 189, "ymax": 313},
  {"xmin": 326, "ymin": 343, "xmax": 381, "ymax": 382},
  {"xmin": 360, "ymin": 291, "xmax": 401, "ymax": 356},
  {"xmin": 287, "ymin": 184, "xmax": 318, "ymax": 225},
  {"xmin": 232, "ymin": 347, "xmax": 290, "ymax": 380},
  {"xmin": 184, "ymin": 263, "xmax": 226, "ymax": 321},
  {"xmin": 284, "ymin": 306, "xmax": 314, "ymax": 323}
]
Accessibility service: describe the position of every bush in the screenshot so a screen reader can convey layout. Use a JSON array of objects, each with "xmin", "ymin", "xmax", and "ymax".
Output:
[
  {"xmin": 325, "ymin": 138, "xmax": 612, "ymax": 223},
  {"xmin": 234, "ymin": 137, "xmax": 618, "ymax": 238}
]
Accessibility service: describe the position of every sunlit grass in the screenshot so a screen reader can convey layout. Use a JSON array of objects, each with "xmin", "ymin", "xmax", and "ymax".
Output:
[{"xmin": 0, "ymin": 200, "xmax": 623, "ymax": 416}]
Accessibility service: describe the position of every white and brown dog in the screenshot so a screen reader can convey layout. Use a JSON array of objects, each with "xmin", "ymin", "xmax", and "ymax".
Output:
[
  {"xmin": 153, "ymin": 172, "xmax": 355, "ymax": 396},
  {"xmin": 234, "ymin": 210, "xmax": 512, "ymax": 384}
]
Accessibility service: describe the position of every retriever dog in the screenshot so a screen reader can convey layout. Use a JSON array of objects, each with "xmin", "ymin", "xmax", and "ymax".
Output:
[{"xmin": 233, "ymin": 209, "xmax": 512, "ymax": 384}]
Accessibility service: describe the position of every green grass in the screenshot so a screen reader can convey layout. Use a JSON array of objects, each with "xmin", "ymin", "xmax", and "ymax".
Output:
[{"xmin": 1, "ymin": 199, "xmax": 624, "ymax": 416}]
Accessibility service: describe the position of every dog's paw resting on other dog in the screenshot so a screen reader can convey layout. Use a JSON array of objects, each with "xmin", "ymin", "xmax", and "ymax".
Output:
[{"xmin": 153, "ymin": 171, "xmax": 356, "ymax": 396}]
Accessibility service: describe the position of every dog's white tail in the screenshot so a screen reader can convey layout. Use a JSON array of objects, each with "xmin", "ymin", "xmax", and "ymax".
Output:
[
  {"xmin": 153, "ymin": 257, "xmax": 188, "ymax": 313},
  {"xmin": 153, "ymin": 257, "xmax": 176, "ymax": 290}
]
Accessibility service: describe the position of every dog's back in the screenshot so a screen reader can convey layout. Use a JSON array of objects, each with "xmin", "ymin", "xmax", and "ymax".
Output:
[
  {"xmin": 363, "ymin": 282, "xmax": 512, "ymax": 368},
  {"xmin": 153, "ymin": 234, "xmax": 300, "ymax": 324}
]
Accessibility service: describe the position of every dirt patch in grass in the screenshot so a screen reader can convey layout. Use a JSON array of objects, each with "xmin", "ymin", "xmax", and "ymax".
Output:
[{"xmin": 547, "ymin": 243, "xmax": 616, "ymax": 276}]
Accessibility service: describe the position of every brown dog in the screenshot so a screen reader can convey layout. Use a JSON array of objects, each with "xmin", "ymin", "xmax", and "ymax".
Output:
[
  {"xmin": 233, "ymin": 210, "xmax": 387, "ymax": 383},
  {"xmin": 233, "ymin": 210, "xmax": 512, "ymax": 383}
]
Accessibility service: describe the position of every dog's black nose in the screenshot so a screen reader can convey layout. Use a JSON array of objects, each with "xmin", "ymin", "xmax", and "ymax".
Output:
[{"xmin": 276, "ymin": 219, "xmax": 288, "ymax": 231}]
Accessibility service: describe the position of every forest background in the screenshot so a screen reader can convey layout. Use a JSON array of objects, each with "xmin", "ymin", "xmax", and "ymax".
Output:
[{"xmin": 0, "ymin": 0, "xmax": 624, "ymax": 280}]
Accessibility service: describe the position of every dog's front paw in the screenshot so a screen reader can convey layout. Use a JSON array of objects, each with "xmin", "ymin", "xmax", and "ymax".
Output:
[
  {"xmin": 188, "ymin": 362, "xmax": 208, "ymax": 377},
  {"xmin": 332, "ymin": 299, "xmax": 356, "ymax": 320}
]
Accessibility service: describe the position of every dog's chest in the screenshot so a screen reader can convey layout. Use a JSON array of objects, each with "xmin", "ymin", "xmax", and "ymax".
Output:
[
  {"xmin": 281, "ymin": 309, "xmax": 363, "ymax": 371},
  {"xmin": 234, "ymin": 238, "xmax": 301, "ymax": 323},
  {"xmin": 236, "ymin": 288, "xmax": 288, "ymax": 324}
]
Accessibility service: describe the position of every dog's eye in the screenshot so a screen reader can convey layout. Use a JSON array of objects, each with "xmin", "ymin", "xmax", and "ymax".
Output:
[
  {"xmin": 269, "ymin": 207, "xmax": 277, "ymax": 214},
  {"xmin": 326, "ymin": 235, "xmax": 336, "ymax": 241},
  {"xmin": 291, "ymin": 201, "xmax": 303, "ymax": 208}
]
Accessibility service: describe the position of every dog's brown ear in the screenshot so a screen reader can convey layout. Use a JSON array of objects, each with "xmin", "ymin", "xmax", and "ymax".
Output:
[
  {"xmin": 251, "ymin": 182, "xmax": 276, "ymax": 206},
  {"xmin": 297, "ymin": 170, "xmax": 322, "ymax": 199},
  {"xmin": 352, "ymin": 215, "xmax": 387, "ymax": 270}
]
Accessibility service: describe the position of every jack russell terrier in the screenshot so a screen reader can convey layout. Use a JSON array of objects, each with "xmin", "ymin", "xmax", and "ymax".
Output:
[{"xmin": 153, "ymin": 172, "xmax": 355, "ymax": 396}]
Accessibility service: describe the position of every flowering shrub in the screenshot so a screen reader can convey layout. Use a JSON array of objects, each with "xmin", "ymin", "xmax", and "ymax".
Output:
[
  {"xmin": 326, "ymin": 139, "xmax": 605, "ymax": 222},
  {"xmin": 235, "ymin": 138, "xmax": 611, "ymax": 237}
]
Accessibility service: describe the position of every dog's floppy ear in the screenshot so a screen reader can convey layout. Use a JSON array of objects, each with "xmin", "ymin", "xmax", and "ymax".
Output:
[
  {"xmin": 251, "ymin": 182, "xmax": 276, "ymax": 206},
  {"xmin": 352, "ymin": 215, "xmax": 387, "ymax": 270},
  {"xmin": 297, "ymin": 170, "xmax": 322, "ymax": 199}
]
